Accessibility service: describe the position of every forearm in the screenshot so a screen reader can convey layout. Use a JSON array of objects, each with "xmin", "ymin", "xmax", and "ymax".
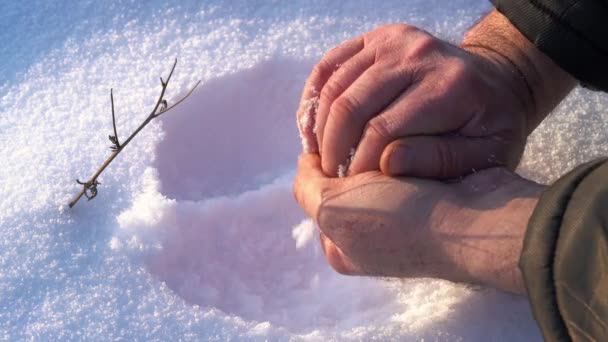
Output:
[
  {"xmin": 432, "ymin": 170, "xmax": 545, "ymax": 294},
  {"xmin": 465, "ymin": 176, "xmax": 545, "ymax": 294},
  {"xmin": 461, "ymin": 9, "xmax": 576, "ymax": 133}
]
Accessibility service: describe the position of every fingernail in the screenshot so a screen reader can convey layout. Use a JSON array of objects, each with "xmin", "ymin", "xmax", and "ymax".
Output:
[{"xmin": 388, "ymin": 145, "xmax": 411, "ymax": 175}]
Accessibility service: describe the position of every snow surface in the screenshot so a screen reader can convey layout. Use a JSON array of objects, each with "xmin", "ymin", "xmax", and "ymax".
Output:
[{"xmin": 2, "ymin": 0, "xmax": 608, "ymax": 340}]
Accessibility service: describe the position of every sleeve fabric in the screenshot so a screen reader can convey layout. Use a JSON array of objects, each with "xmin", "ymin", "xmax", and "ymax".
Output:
[
  {"xmin": 491, "ymin": 0, "xmax": 608, "ymax": 91},
  {"xmin": 520, "ymin": 158, "xmax": 608, "ymax": 341}
]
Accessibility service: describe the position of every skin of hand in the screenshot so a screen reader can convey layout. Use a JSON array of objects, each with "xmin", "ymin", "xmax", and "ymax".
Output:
[
  {"xmin": 296, "ymin": 10, "xmax": 575, "ymax": 179},
  {"xmin": 293, "ymin": 153, "xmax": 545, "ymax": 294}
]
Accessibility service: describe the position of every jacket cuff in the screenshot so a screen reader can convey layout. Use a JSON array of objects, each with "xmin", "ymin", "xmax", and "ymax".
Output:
[
  {"xmin": 491, "ymin": 0, "xmax": 608, "ymax": 91},
  {"xmin": 520, "ymin": 158, "xmax": 608, "ymax": 341}
]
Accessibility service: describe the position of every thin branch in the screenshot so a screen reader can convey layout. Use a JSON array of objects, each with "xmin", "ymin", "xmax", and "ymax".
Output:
[
  {"xmin": 149, "ymin": 58, "xmax": 177, "ymax": 117},
  {"xmin": 109, "ymin": 88, "xmax": 120, "ymax": 151},
  {"xmin": 154, "ymin": 80, "xmax": 201, "ymax": 117},
  {"xmin": 69, "ymin": 59, "xmax": 200, "ymax": 208}
]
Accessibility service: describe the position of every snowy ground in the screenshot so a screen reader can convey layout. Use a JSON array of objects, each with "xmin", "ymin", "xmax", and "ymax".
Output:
[{"xmin": 2, "ymin": 0, "xmax": 608, "ymax": 340}]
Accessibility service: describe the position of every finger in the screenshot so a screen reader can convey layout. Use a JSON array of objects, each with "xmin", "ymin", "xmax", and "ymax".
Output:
[
  {"xmin": 347, "ymin": 82, "xmax": 473, "ymax": 174},
  {"xmin": 315, "ymin": 49, "xmax": 376, "ymax": 153},
  {"xmin": 294, "ymin": 156, "xmax": 359, "ymax": 275},
  {"xmin": 297, "ymin": 37, "xmax": 364, "ymax": 152},
  {"xmin": 379, "ymin": 135, "xmax": 520, "ymax": 179},
  {"xmin": 321, "ymin": 64, "xmax": 412, "ymax": 176},
  {"xmin": 299, "ymin": 36, "xmax": 365, "ymax": 104},
  {"xmin": 319, "ymin": 232, "xmax": 359, "ymax": 275},
  {"xmin": 293, "ymin": 153, "xmax": 332, "ymax": 220}
]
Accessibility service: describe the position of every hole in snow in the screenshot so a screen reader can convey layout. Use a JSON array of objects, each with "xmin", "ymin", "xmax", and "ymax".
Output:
[
  {"xmin": 146, "ymin": 58, "xmax": 402, "ymax": 332},
  {"xmin": 155, "ymin": 58, "xmax": 303, "ymax": 200}
]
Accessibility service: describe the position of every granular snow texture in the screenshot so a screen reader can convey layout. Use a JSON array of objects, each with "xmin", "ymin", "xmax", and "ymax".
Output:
[{"xmin": 2, "ymin": 0, "xmax": 608, "ymax": 340}]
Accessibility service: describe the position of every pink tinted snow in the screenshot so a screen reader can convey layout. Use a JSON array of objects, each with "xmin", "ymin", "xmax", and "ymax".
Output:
[
  {"xmin": 148, "ymin": 59, "xmax": 400, "ymax": 331},
  {"xmin": 156, "ymin": 59, "xmax": 304, "ymax": 200},
  {"xmin": 142, "ymin": 58, "xmax": 541, "ymax": 337},
  {"xmin": 297, "ymin": 94, "xmax": 319, "ymax": 153}
]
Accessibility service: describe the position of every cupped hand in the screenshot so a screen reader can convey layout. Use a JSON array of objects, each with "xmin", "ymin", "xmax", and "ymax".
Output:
[
  {"xmin": 293, "ymin": 153, "xmax": 544, "ymax": 293},
  {"xmin": 297, "ymin": 23, "xmax": 534, "ymax": 179}
]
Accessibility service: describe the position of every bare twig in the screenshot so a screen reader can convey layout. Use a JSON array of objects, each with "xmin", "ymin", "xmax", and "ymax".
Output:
[
  {"xmin": 156, "ymin": 81, "xmax": 200, "ymax": 116},
  {"xmin": 109, "ymin": 88, "xmax": 120, "ymax": 152},
  {"xmin": 69, "ymin": 59, "xmax": 200, "ymax": 208}
]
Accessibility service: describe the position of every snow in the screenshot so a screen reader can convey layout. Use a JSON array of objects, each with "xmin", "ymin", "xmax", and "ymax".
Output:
[
  {"xmin": 297, "ymin": 94, "xmax": 320, "ymax": 153},
  {"xmin": 292, "ymin": 219, "xmax": 315, "ymax": 250},
  {"xmin": 2, "ymin": 0, "xmax": 608, "ymax": 340}
]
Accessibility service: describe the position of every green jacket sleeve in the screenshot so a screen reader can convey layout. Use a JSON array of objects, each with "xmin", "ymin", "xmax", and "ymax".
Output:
[
  {"xmin": 490, "ymin": 0, "xmax": 608, "ymax": 91},
  {"xmin": 520, "ymin": 158, "xmax": 608, "ymax": 341}
]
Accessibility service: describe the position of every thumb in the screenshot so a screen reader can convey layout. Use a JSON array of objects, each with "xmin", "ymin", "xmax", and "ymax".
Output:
[
  {"xmin": 380, "ymin": 135, "xmax": 519, "ymax": 179},
  {"xmin": 294, "ymin": 153, "xmax": 333, "ymax": 220}
]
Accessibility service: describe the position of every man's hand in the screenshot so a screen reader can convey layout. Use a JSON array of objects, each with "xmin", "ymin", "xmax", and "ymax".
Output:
[
  {"xmin": 293, "ymin": 153, "xmax": 545, "ymax": 294},
  {"xmin": 297, "ymin": 10, "xmax": 575, "ymax": 179}
]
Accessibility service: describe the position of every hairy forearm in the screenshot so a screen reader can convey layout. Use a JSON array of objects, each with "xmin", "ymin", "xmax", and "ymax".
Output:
[{"xmin": 461, "ymin": 9, "xmax": 576, "ymax": 133}]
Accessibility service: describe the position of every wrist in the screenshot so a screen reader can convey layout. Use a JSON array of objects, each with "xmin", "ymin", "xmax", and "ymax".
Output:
[
  {"xmin": 431, "ymin": 170, "xmax": 545, "ymax": 294},
  {"xmin": 467, "ymin": 175, "xmax": 544, "ymax": 294},
  {"xmin": 461, "ymin": 9, "xmax": 576, "ymax": 133}
]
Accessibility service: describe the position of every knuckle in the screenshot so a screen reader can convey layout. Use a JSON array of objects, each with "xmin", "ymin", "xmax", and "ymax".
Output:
[
  {"xmin": 379, "ymin": 23, "xmax": 414, "ymax": 35},
  {"xmin": 364, "ymin": 116, "xmax": 392, "ymax": 141},
  {"xmin": 311, "ymin": 58, "xmax": 333, "ymax": 80},
  {"xmin": 389, "ymin": 23, "xmax": 414, "ymax": 35},
  {"xmin": 320, "ymin": 78, "xmax": 342, "ymax": 102},
  {"xmin": 406, "ymin": 34, "xmax": 441, "ymax": 60},
  {"xmin": 443, "ymin": 59, "xmax": 470, "ymax": 86},
  {"xmin": 367, "ymin": 24, "xmax": 415, "ymax": 49},
  {"xmin": 450, "ymin": 58, "xmax": 468, "ymax": 78},
  {"xmin": 330, "ymin": 96, "xmax": 360, "ymax": 121}
]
